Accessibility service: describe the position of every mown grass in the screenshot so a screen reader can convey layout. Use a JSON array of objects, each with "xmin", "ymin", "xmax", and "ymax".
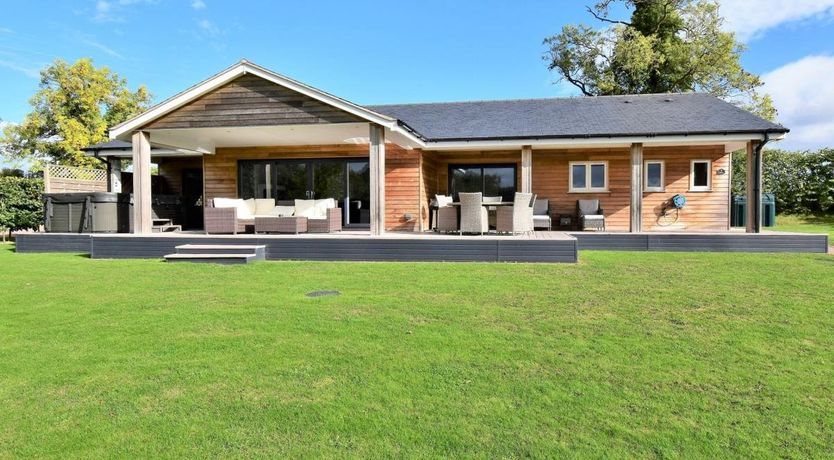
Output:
[
  {"xmin": 773, "ymin": 214, "xmax": 834, "ymax": 240},
  {"xmin": 0, "ymin": 243, "xmax": 832, "ymax": 458}
]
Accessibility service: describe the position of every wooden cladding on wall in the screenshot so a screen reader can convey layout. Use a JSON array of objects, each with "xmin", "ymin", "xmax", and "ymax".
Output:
[
  {"xmin": 530, "ymin": 146, "xmax": 730, "ymax": 231},
  {"xmin": 143, "ymin": 75, "xmax": 363, "ymax": 129}
]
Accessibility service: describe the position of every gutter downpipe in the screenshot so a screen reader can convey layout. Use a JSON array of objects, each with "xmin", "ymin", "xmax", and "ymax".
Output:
[{"xmin": 752, "ymin": 132, "xmax": 771, "ymax": 233}]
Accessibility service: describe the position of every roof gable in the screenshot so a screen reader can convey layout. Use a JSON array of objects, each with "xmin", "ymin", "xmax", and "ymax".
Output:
[
  {"xmin": 142, "ymin": 74, "xmax": 363, "ymax": 129},
  {"xmin": 109, "ymin": 60, "xmax": 409, "ymax": 141}
]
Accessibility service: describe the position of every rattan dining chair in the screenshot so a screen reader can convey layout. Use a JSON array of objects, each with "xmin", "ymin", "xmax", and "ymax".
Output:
[{"xmin": 459, "ymin": 192, "xmax": 488, "ymax": 234}]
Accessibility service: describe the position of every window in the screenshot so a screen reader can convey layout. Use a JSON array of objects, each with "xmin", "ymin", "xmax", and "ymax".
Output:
[
  {"xmin": 448, "ymin": 164, "xmax": 517, "ymax": 201},
  {"xmin": 569, "ymin": 161, "xmax": 608, "ymax": 192},
  {"xmin": 644, "ymin": 160, "xmax": 665, "ymax": 192},
  {"xmin": 690, "ymin": 160, "xmax": 711, "ymax": 191}
]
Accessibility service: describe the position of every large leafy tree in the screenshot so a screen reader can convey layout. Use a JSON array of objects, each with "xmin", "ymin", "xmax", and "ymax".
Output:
[
  {"xmin": 543, "ymin": 0, "xmax": 776, "ymax": 119},
  {"xmin": 0, "ymin": 58, "xmax": 152, "ymax": 168}
]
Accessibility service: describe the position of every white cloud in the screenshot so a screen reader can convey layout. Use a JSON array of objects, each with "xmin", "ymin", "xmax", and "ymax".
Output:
[
  {"xmin": 197, "ymin": 19, "xmax": 222, "ymax": 36},
  {"xmin": 81, "ymin": 38, "xmax": 125, "ymax": 59},
  {"xmin": 91, "ymin": 0, "xmax": 157, "ymax": 23},
  {"xmin": 191, "ymin": 0, "xmax": 206, "ymax": 10},
  {"xmin": 0, "ymin": 59, "xmax": 40, "ymax": 78},
  {"xmin": 718, "ymin": 0, "xmax": 834, "ymax": 41},
  {"xmin": 762, "ymin": 55, "xmax": 834, "ymax": 150},
  {"xmin": 0, "ymin": 27, "xmax": 13, "ymax": 34},
  {"xmin": 92, "ymin": 0, "xmax": 124, "ymax": 22}
]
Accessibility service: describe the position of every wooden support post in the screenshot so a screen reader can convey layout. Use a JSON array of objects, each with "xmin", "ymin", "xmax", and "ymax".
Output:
[
  {"xmin": 746, "ymin": 140, "xmax": 762, "ymax": 233},
  {"xmin": 369, "ymin": 124, "xmax": 386, "ymax": 236},
  {"xmin": 132, "ymin": 131, "xmax": 152, "ymax": 234},
  {"xmin": 43, "ymin": 165, "xmax": 51, "ymax": 193},
  {"xmin": 521, "ymin": 145, "xmax": 532, "ymax": 194},
  {"xmin": 630, "ymin": 142, "xmax": 643, "ymax": 233},
  {"xmin": 108, "ymin": 158, "xmax": 122, "ymax": 193}
]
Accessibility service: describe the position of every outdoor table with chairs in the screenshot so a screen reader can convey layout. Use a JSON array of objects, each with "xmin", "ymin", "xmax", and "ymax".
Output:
[
  {"xmin": 431, "ymin": 193, "xmax": 605, "ymax": 234},
  {"xmin": 433, "ymin": 192, "xmax": 538, "ymax": 235}
]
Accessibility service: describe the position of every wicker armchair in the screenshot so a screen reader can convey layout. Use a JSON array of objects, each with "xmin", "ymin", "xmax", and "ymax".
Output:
[
  {"xmin": 496, "ymin": 192, "xmax": 534, "ymax": 235},
  {"xmin": 577, "ymin": 199, "xmax": 605, "ymax": 231},
  {"xmin": 532, "ymin": 198, "xmax": 552, "ymax": 230},
  {"xmin": 459, "ymin": 192, "xmax": 488, "ymax": 235},
  {"xmin": 307, "ymin": 207, "xmax": 342, "ymax": 233},
  {"xmin": 435, "ymin": 194, "xmax": 457, "ymax": 233},
  {"xmin": 204, "ymin": 206, "xmax": 253, "ymax": 234}
]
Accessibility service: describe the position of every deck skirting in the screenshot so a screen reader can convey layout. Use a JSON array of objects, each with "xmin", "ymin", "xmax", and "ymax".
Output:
[
  {"xmin": 572, "ymin": 232, "xmax": 828, "ymax": 253},
  {"xmin": 13, "ymin": 231, "xmax": 828, "ymax": 262}
]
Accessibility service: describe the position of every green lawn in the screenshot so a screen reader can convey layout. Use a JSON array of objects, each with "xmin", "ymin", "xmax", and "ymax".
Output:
[
  {"xmin": 1, "ymin": 244, "xmax": 832, "ymax": 458},
  {"xmin": 773, "ymin": 214, "xmax": 834, "ymax": 240}
]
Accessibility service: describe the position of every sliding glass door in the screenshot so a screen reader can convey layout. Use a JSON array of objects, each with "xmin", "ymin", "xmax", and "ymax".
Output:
[{"xmin": 238, "ymin": 158, "xmax": 370, "ymax": 227}]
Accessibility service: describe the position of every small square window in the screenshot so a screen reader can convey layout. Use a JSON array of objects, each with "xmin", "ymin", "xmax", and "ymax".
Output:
[
  {"xmin": 644, "ymin": 161, "xmax": 664, "ymax": 192},
  {"xmin": 690, "ymin": 160, "xmax": 711, "ymax": 191}
]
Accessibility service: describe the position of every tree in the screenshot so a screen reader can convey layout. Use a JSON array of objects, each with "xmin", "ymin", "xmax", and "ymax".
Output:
[
  {"xmin": 543, "ymin": 0, "xmax": 776, "ymax": 120},
  {"xmin": 0, "ymin": 177, "xmax": 43, "ymax": 239},
  {"xmin": 0, "ymin": 58, "xmax": 152, "ymax": 169}
]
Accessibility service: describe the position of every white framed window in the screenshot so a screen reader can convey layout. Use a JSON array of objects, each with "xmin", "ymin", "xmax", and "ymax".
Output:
[
  {"xmin": 569, "ymin": 161, "xmax": 608, "ymax": 192},
  {"xmin": 690, "ymin": 159, "xmax": 712, "ymax": 192},
  {"xmin": 644, "ymin": 160, "xmax": 665, "ymax": 192}
]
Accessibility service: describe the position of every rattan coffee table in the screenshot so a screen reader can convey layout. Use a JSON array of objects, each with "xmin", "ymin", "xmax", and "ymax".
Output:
[{"xmin": 254, "ymin": 216, "xmax": 308, "ymax": 234}]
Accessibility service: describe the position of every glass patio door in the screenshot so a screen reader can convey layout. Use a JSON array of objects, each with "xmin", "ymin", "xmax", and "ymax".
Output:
[{"xmin": 238, "ymin": 158, "xmax": 370, "ymax": 228}]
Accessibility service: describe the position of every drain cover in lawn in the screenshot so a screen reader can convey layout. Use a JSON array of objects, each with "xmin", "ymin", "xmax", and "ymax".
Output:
[{"xmin": 305, "ymin": 290, "xmax": 341, "ymax": 298}]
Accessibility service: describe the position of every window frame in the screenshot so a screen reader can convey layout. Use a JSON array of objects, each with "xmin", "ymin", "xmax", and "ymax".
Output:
[
  {"xmin": 689, "ymin": 159, "xmax": 712, "ymax": 192},
  {"xmin": 568, "ymin": 161, "xmax": 609, "ymax": 193},
  {"xmin": 643, "ymin": 160, "xmax": 665, "ymax": 192},
  {"xmin": 447, "ymin": 163, "xmax": 517, "ymax": 201}
]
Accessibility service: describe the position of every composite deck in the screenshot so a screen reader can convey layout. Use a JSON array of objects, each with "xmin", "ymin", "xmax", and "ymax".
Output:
[
  {"xmin": 13, "ymin": 230, "xmax": 828, "ymax": 262},
  {"xmin": 14, "ymin": 231, "xmax": 579, "ymax": 263}
]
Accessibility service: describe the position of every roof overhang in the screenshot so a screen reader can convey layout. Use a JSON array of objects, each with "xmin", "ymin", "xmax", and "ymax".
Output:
[
  {"xmin": 109, "ymin": 60, "xmax": 425, "ymax": 148},
  {"xmin": 146, "ymin": 123, "xmax": 422, "ymax": 153},
  {"xmin": 424, "ymin": 132, "xmax": 785, "ymax": 153}
]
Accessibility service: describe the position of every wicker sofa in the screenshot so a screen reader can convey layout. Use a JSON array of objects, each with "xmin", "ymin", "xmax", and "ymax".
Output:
[{"xmin": 204, "ymin": 198, "xmax": 342, "ymax": 234}]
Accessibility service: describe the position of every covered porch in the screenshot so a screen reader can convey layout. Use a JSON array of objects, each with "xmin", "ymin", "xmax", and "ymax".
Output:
[{"xmin": 99, "ymin": 59, "xmax": 780, "ymax": 240}]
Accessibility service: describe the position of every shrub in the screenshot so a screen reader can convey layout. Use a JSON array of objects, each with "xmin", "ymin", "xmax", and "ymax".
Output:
[
  {"xmin": 0, "ymin": 177, "xmax": 44, "ymax": 237},
  {"xmin": 732, "ymin": 148, "xmax": 834, "ymax": 214}
]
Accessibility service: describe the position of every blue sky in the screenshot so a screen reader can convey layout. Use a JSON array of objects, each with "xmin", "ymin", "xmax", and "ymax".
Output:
[{"xmin": 2, "ymin": 0, "xmax": 834, "ymax": 161}]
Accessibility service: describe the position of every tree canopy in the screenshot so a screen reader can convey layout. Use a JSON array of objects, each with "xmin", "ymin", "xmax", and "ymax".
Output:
[
  {"xmin": 0, "ymin": 58, "xmax": 152, "ymax": 168},
  {"xmin": 543, "ymin": 0, "xmax": 776, "ymax": 120}
]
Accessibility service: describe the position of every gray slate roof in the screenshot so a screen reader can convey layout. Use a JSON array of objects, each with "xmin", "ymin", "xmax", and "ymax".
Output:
[{"xmin": 367, "ymin": 93, "xmax": 787, "ymax": 142}]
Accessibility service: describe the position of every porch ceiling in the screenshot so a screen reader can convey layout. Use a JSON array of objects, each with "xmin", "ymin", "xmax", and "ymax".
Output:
[{"xmin": 145, "ymin": 122, "xmax": 421, "ymax": 154}]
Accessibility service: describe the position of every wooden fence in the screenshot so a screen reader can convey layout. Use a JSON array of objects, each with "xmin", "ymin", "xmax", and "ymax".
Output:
[{"xmin": 43, "ymin": 164, "xmax": 108, "ymax": 193}]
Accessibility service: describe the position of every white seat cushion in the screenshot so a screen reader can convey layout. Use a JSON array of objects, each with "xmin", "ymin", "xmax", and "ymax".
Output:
[
  {"xmin": 294, "ymin": 199, "xmax": 317, "ymax": 218},
  {"xmin": 313, "ymin": 198, "xmax": 336, "ymax": 219},
  {"xmin": 237, "ymin": 199, "xmax": 255, "ymax": 219},
  {"xmin": 435, "ymin": 194, "xmax": 453, "ymax": 207},
  {"xmin": 270, "ymin": 205, "xmax": 295, "ymax": 217},
  {"xmin": 254, "ymin": 198, "xmax": 275, "ymax": 216},
  {"xmin": 213, "ymin": 198, "xmax": 238, "ymax": 209},
  {"xmin": 583, "ymin": 215, "xmax": 605, "ymax": 221}
]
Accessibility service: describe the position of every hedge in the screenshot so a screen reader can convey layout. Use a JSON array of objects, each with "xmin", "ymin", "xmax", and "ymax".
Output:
[
  {"xmin": 732, "ymin": 148, "xmax": 834, "ymax": 215},
  {"xmin": 0, "ymin": 177, "xmax": 44, "ymax": 236}
]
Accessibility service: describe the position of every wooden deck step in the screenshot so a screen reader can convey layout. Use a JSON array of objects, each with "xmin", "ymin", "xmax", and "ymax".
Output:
[
  {"xmin": 175, "ymin": 244, "xmax": 265, "ymax": 259},
  {"xmin": 164, "ymin": 253, "xmax": 258, "ymax": 264}
]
